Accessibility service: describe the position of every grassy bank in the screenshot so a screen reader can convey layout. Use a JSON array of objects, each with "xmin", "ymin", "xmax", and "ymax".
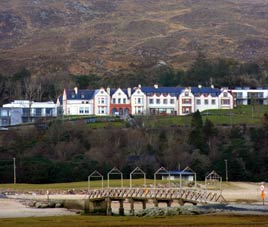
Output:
[
  {"xmin": 0, "ymin": 215, "xmax": 267, "ymax": 227},
  {"xmin": 143, "ymin": 105, "xmax": 268, "ymax": 127},
  {"xmin": 0, "ymin": 179, "xmax": 164, "ymax": 191}
]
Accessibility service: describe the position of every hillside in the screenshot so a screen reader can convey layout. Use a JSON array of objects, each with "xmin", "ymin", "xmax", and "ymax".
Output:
[{"xmin": 0, "ymin": 0, "xmax": 268, "ymax": 76}]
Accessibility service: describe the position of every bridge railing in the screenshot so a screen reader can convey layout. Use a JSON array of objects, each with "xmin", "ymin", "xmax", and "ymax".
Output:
[{"xmin": 87, "ymin": 187, "xmax": 225, "ymax": 204}]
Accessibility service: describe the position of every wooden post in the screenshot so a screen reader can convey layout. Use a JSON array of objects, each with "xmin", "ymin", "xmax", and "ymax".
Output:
[
  {"xmin": 106, "ymin": 198, "xmax": 112, "ymax": 216},
  {"xmin": 129, "ymin": 199, "xmax": 134, "ymax": 215},
  {"xmin": 142, "ymin": 200, "xmax": 146, "ymax": 209},
  {"xmin": 119, "ymin": 200, "xmax": 124, "ymax": 216}
]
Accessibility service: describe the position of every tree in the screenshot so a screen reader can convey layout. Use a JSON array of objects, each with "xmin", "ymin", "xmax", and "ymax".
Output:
[
  {"xmin": 188, "ymin": 110, "xmax": 207, "ymax": 154},
  {"xmin": 203, "ymin": 119, "xmax": 218, "ymax": 158}
]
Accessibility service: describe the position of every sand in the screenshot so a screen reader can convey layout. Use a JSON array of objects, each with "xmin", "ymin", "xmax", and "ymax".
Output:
[
  {"xmin": 0, "ymin": 182, "xmax": 267, "ymax": 218},
  {"xmin": 0, "ymin": 198, "xmax": 76, "ymax": 218}
]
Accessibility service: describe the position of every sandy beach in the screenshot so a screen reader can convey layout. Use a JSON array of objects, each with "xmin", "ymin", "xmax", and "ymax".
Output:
[{"xmin": 0, "ymin": 198, "xmax": 76, "ymax": 218}]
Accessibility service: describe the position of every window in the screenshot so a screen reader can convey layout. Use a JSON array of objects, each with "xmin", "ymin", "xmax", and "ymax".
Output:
[
  {"xmin": 123, "ymin": 98, "xmax": 126, "ymax": 104},
  {"xmin": 79, "ymin": 107, "xmax": 84, "ymax": 114},
  {"xmin": 46, "ymin": 108, "xmax": 53, "ymax": 116},
  {"xmin": 149, "ymin": 99, "xmax": 154, "ymax": 104},
  {"xmin": 138, "ymin": 98, "xmax": 141, "ymax": 104},
  {"xmin": 258, "ymin": 92, "xmax": 264, "ymax": 98},
  {"xmin": 85, "ymin": 107, "xmax": 89, "ymax": 114},
  {"xmin": 182, "ymin": 107, "xmax": 190, "ymax": 113},
  {"xmin": 222, "ymin": 99, "xmax": 230, "ymax": 105},
  {"xmin": 163, "ymin": 99, "xmax": 167, "ymax": 104},
  {"xmin": 196, "ymin": 99, "xmax": 201, "ymax": 105},
  {"xmin": 156, "ymin": 99, "xmax": 160, "ymax": 104},
  {"xmin": 185, "ymin": 91, "xmax": 189, "ymax": 96},
  {"xmin": 170, "ymin": 99, "xmax": 174, "ymax": 104},
  {"xmin": 223, "ymin": 92, "xmax": 228, "ymax": 97},
  {"xmin": 0, "ymin": 109, "xmax": 8, "ymax": 117},
  {"xmin": 71, "ymin": 94, "xmax": 75, "ymax": 98},
  {"xmin": 211, "ymin": 99, "xmax": 216, "ymax": 105},
  {"xmin": 86, "ymin": 101, "xmax": 89, "ymax": 104},
  {"xmin": 183, "ymin": 99, "xmax": 191, "ymax": 104},
  {"xmin": 237, "ymin": 92, "xmax": 243, "ymax": 98},
  {"xmin": 113, "ymin": 98, "xmax": 116, "ymax": 104},
  {"xmin": 101, "ymin": 98, "xmax": 105, "ymax": 104},
  {"xmin": 35, "ymin": 108, "xmax": 42, "ymax": 117},
  {"xmin": 81, "ymin": 94, "xmax": 85, "ymax": 98},
  {"xmin": 118, "ymin": 98, "xmax": 121, "ymax": 104},
  {"xmin": 23, "ymin": 108, "xmax": 30, "ymax": 117},
  {"xmin": 82, "ymin": 101, "xmax": 84, "ymax": 104},
  {"xmin": 205, "ymin": 100, "xmax": 209, "ymax": 105}
]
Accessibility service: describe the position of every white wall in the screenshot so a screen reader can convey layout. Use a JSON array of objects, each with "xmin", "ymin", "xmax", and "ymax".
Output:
[{"xmin": 131, "ymin": 88, "xmax": 147, "ymax": 115}]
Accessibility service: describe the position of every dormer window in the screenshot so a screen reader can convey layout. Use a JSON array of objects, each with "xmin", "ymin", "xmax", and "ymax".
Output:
[
  {"xmin": 71, "ymin": 93, "xmax": 75, "ymax": 98},
  {"xmin": 223, "ymin": 92, "xmax": 228, "ymax": 97},
  {"xmin": 81, "ymin": 94, "xmax": 85, "ymax": 98}
]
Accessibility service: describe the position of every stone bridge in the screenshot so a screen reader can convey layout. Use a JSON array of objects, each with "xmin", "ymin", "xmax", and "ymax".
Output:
[{"xmin": 85, "ymin": 187, "xmax": 225, "ymax": 215}]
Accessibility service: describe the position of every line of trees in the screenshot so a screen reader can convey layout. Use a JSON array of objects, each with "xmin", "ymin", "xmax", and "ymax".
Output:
[{"xmin": 0, "ymin": 112, "xmax": 268, "ymax": 183}]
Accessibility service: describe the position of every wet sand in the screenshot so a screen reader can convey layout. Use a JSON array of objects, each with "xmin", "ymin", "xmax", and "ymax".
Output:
[{"xmin": 0, "ymin": 198, "xmax": 76, "ymax": 218}]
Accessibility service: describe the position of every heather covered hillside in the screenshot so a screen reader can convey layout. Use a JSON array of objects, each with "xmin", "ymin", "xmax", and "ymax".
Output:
[{"xmin": 0, "ymin": 0, "xmax": 268, "ymax": 76}]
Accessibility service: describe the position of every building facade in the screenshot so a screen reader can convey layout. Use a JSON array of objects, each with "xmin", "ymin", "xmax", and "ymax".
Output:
[
  {"xmin": 0, "ymin": 100, "xmax": 58, "ymax": 126},
  {"xmin": 58, "ymin": 85, "xmax": 234, "ymax": 116},
  {"xmin": 232, "ymin": 87, "xmax": 268, "ymax": 106}
]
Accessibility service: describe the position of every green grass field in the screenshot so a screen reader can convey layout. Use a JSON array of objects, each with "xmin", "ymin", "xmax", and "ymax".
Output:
[
  {"xmin": 141, "ymin": 105, "xmax": 268, "ymax": 127},
  {"xmin": 0, "ymin": 179, "xmax": 167, "ymax": 191},
  {"xmin": 0, "ymin": 179, "xmax": 230, "ymax": 192},
  {"xmin": 69, "ymin": 105, "xmax": 268, "ymax": 128},
  {"xmin": 0, "ymin": 215, "xmax": 267, "ymax": 227}
]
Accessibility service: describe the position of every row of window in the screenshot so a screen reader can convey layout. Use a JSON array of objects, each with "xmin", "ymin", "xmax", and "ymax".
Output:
[
  {"xmin": 149, "ymin": 98, "xmax": 175, "ymax": 105},
  {"xmin": 196, "ymin": 99, "xmax": 217, "ymax": 105},
  {"xmin": 235, "ymin": 92, "xmax": 264, "ymax": 98},
  {"xmin": 79, "ymin": 107, "xmax": 90, "ymax": 114},
  {"xmin": 112, "ymin": 98, "xmax": 127, "ymax": 104}
]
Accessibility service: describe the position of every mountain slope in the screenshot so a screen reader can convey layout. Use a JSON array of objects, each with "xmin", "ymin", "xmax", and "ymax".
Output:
[{"xmin": 0, "ymin": 0, "xmax": 268, "ymax": 75}]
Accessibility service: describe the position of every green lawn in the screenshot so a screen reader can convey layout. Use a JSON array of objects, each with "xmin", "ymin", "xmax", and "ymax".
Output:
[
  {"xmin": 0, "ymin": 179, "xmax": 232, "ymax": 192},
  {"xmin": 54, "ymin": 105, "xmax": 268, "ymax": 128},
  {"xmin": 0, "ymin": 179, "xmax": 160, "ymax": 191},
  {"xmin": 0, "ymin": 215, "xmax": 267, "ymax": 227},
  {"xmin": 142, "ymin": 105, "xmax": 268, "ymax": 127}
]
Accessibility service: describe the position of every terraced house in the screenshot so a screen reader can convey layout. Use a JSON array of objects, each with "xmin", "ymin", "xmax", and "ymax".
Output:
[{"xmin": 58, "ymin": 85, "xmax": 234, "ymax": 116}]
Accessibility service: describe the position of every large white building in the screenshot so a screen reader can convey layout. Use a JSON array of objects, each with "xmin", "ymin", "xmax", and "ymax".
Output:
[
  {"xmin": 231, "ymin": 87, "xmax": 268, "ymax": 106},
  {"xmin": 58, "ymin": 85, "xmax": 234, "ymax": 116},
  {"xmin": 0, "ymin": 100, "xmax": 58, "ymax": 126}
]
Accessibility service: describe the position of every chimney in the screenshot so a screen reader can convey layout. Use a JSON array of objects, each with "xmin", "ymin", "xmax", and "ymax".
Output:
[
  {"xmin": 63, "ymin": 88, "xmax": 67, "ymax": 101},
  {"xmin": 198, "ymin": 84, "xmax": 202, "ymax": 89},
  {"xmin": 127, "ymin": 87, "xmax": 131, "ymax": 97},
  {"xmin": 154, "ymin": 84, "xmax": 159, "ymax": 89},
  {"xmin": 107, "ymin": 87, "xmax": 110, "ymax": 95},
  {"xmin": 74, "ymin": 87, "xmax": 78, "ymax": 95},
  {"xmin": 211, "ymin": 84, "xmax": 214, "ymax": 89}
]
